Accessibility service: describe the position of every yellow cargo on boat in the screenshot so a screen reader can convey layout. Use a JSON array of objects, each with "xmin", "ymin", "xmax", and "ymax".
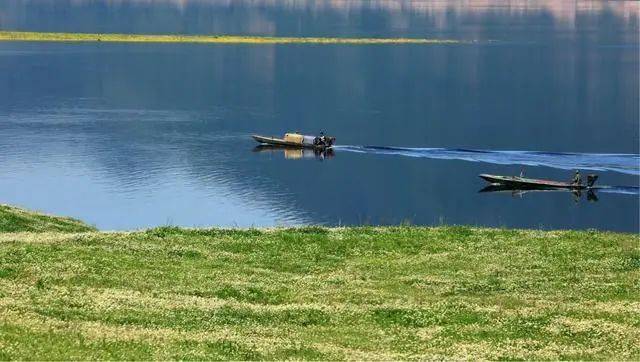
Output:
[{"xmin": 284, "ymin": 133, "xmax": 304, "ymax": 144}]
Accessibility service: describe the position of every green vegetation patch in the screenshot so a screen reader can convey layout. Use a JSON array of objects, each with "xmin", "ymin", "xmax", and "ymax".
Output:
[
  {"xmin": 0, "ymin": 206, "xmax": 638, "ymax": 359},
  {"xmin": 0, "ymin": 31, "xmax": 460, "ymax": 45},
  {"xmin": 0, "ymin": 204, "xmax": 95, "ymax": 233}
]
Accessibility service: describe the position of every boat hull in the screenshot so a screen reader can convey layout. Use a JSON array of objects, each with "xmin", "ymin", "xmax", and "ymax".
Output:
[{"xmin": 479, "ymin": 174, "xmax": 589, "ymax": 190}]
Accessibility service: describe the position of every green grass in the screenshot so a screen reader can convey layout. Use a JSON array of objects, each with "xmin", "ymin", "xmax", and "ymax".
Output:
[
  {"xmin": 0, "ymin": 204, "xmax": 95, "ymax": 233},
  {"xmin": 0, "ymin": 206, "xmax": 638, "ymax": 359},
  {"xmin": 0, "ymin": 31, "xmax": 460, "ymax": 45}
]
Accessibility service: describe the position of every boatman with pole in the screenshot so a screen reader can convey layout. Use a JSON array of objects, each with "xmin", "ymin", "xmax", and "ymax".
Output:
[{"xmin": 572, "ymin": 170, "xmax": 582, "ymax": 186}]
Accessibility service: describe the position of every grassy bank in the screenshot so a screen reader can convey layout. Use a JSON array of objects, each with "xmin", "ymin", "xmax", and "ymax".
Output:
[
  {"xmin": 0, "ymin": 31, "xmax": 459, "ymax": 45},
  {"xmin": 0, "ymin": 205, "xmax": 638, "ymax": 359},
  {"xmin": 0, "ymin": 204, "xmax": 95, "ymax": 233}
]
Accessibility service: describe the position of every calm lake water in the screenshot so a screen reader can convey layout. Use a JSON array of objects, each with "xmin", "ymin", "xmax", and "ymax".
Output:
[{"xmin": 1, "ymin": 0, "xmax": 639, "ymax": 231}]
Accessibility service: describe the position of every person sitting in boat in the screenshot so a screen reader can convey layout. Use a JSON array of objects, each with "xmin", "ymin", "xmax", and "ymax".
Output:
[
  {"xmin": 572, "ymin": 170, "xmax": 583, "ymax": 186},
  {"xmin": 314, "ymin": 132, "xmax": 327, "ymax": 146}
]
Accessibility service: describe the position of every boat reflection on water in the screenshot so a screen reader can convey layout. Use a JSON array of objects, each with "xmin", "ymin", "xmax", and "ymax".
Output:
[
  {"xmin": 252, "ymin": 145, "xmax": 335, "ymax": 160},
  {"xmin": 479, "ymin": 185, "xmax": 599, "ymax": 202}
]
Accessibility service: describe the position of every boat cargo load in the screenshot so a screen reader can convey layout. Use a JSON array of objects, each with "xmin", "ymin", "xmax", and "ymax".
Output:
[
  {"xmin": 284, "ymin": 133, "xmax": 304, "ymax": 144},
  {"xmin": 302, "ymin": 135, "xmax": 316, "ymax": 146}
]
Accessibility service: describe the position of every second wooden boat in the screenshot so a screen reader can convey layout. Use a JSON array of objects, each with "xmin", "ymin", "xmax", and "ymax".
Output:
[{"xmin": 479, "ymin": 173, "xmax": 598, "ymax": 190}]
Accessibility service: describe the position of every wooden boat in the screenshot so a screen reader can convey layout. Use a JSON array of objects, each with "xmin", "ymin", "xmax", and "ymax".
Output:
[
  {"xmin": 479, "ymin": 174, "xmax": 597, "ymax": 190},
  {"xmin": 252, "ymin": 133, "xmax": 335, "ymax": 150}
]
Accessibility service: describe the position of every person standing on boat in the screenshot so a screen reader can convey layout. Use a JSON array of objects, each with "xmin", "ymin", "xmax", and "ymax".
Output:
[{"xmin": 572, "ymin": 170, "xmax": 582, "ymax": 185}]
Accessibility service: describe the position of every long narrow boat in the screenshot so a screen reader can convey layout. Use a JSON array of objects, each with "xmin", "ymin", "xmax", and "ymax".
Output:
[
  {"xmin": 479, "ymin": 174, "xmax": 595, "ymax": 190},
  {"xmin": 252, "ymin": 133, "xmax": 335, "ymax": 150}
]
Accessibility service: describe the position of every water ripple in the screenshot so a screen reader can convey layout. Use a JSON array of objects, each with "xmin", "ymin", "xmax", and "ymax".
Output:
[{"xmin": 336, "ymin": 146, "xmax": 640, "ymax": 176}]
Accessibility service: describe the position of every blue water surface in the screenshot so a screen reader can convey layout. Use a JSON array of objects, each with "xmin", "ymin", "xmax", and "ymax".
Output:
[{"xmin": 0, "ymin": 0, "xmax": 638, "ymax": 231}]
